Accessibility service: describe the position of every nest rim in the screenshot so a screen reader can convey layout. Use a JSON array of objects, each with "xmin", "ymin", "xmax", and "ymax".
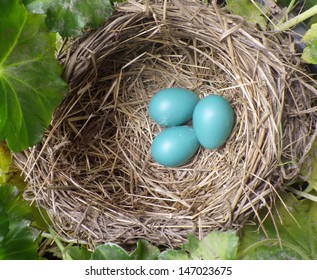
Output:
[{"xmin": 14, "ymin": 0, "xmax": 317, "ymax": 248}]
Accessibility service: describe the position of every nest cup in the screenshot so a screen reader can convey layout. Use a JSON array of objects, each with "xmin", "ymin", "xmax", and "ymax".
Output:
[{"xmin": 15, "ymin": 0, "xmax": 317, "ymax": 247}]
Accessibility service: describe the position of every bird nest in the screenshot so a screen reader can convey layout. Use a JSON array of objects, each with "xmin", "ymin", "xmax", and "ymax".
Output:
[{"xmin": 15, "ymin": 0, "xmax": 317, "ymax": 247}]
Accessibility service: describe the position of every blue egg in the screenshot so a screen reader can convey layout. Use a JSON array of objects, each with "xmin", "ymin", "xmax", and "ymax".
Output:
[
  {"xmin": 193, "ymin": 95, "xmax": 234, "ymax": 150},
  {"xmin": 149, "ymin": 88, "xmax": 199, "ymax": 126},
  {"xmin": 151, "ymin": 126, "xmax": 200, "ymax": 167}
]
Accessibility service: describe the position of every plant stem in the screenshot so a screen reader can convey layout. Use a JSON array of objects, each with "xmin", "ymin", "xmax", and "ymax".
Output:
[
  {"xmin": 287, "ymin": 187, "xmax": 317, "ymax": 202},
  {"xmin": 286, "ymin": 0, "xmax": 297, "ymax": 15},
  {"xmin": 276, "ymin": 0, "xmax": 297, "ymax": 27},
  {"xmin": 275, "ymin": 5, "xmax": 317, "ymax": 31},
  {"xmin": 41, "ymin": 231, "xmax": 89, "ymax": 246},
  {"xmin": 42, "ymin": 229, "xmax": 73, "ymax": 260}
]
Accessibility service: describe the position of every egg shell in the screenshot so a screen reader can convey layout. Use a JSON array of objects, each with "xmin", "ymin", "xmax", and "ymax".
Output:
[
  {"xmin": 149, "ymin": 87, "xmax": 200, "ymax": 126},
  {"xmin": 151, "ymin": 126, "xmax": 200, "ymax": 167},
  {"xmin": 193, "ymin": 95, "xmax": 234, "ymax": 150}
]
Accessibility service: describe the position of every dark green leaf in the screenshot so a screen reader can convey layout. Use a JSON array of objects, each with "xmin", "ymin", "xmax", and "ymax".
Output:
[
  {"xmin": 0, "ymin": 204, "xmax": 9, "ymax": 242},
  {"xmin": 0, "ymin": 0, "xmax": 67, "ymax": 151},
  {"xmin": 130, "ymin": 239, "xmax": 160, "ymax": 260},
  {"xmin": 24, "ymin": 0, "xmax": 113, "ymax": 37},
  {"xmin": 29, "ymin": 204, "xmax": 52, "ymax": 230},
  {"xmin": 66, "ymin": 246, "xmax": 92, "ymax": 260},
  {"xmin": 91, "ymin": 243, "xmax": 132, "ymax": 260},
  {"xmin": 0, "ymin": 185, "xmax": 40, "ymax": 259},
  {"xmin": 238, "ymin": 192, "xmax": 317, "ymax": 260}
]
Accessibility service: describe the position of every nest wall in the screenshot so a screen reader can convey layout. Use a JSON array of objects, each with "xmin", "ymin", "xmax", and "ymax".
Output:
[{"xmin": 15, "ymin": 0, "xmax": 317, "ymax": 247}]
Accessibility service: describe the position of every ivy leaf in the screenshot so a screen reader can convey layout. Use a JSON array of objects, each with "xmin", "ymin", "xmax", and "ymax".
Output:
[
  {"xmin": 302, "ymin": 23, "xmax": 317, "ymax": 64},
  {"xmin": 238, "ymin": 192, "xmax": 317, "ymax": 260},
  {"xmin": 0, "ymin": 0, "xmax": 67, "ymax": 152},
  {"xmin": 182, "ymin": 231, "xmax": 239, "ymax": 260},
  {"xmin": 160, "ymin": 231, "xmax": 239, "ymax": 260},
  {"xmin": 159, "ymin": 249, "xmax": 190, "ymax": 260},
  {"xmin": 226, "ymin": 0, "xmax": 268, "ymax": 30},
  {"xmin": 90, "ymin": 240, "xmax": 160, "ymax": 260},
  {"xmin": 130, "ymin": 239, "xmax": 160, "ymax": 260},
  {"xmin": 66, "ymin": 246, "xmax": 92, "ymax": 260},
  {"xmin": 0, "ymin": 185, "xmax": 40, "ymax": 259},
  {"xmin": 23, "ymin": 0, "xmax": 113, "ymax": 37},
  {"xmin": 89, "ymin": 231, "xmax": 238, "ymax": 260},
  {"xmin": 91, "ymin": 243, "xmax": 132, "ymax": 260}
]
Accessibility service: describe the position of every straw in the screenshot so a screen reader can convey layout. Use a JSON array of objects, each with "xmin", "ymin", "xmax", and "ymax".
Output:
[{"xmin": 14, "ymin": 0, "xmax": 317, "ymax": 248}]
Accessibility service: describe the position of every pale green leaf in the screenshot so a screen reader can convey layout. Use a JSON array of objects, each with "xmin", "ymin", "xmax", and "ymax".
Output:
[
  {"xmin": 159, "ymin": 249, "xmax": 190, "ymax": 260},
  {"xmin": 238, "ymin": 192, "xmax": 317, "ymax": 260},
  {"xmin": 226, "ymin": 0, "xmax": 268, "ymax": 30},
  {"xmin": 24, "ymin": 0, "xmax": 113, "ymax": 37},
  {"xmin": 182, "ymin": 231, "xmax": 239, "ymax": 260},
  {"xmin": 302, "ymin": 23, "xmax": 317, "ymax": 64},
  {"xmin": 91, "ymin": 243, "xmax": 132, "ymax": 260},
  {"xmin": 0, "ymin": 143, "xmax": 11, "ymax": 184}
]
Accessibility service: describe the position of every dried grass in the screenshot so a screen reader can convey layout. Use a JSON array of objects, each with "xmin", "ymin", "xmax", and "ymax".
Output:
[{"xmin": 14, "ymin": 0, "xmax": 317, "ymax": 247}]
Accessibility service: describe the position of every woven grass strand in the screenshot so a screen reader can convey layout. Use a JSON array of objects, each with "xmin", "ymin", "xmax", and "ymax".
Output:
[{"xmin": 14, "ymin": 0, "xmax": 317, "ymax": 248}]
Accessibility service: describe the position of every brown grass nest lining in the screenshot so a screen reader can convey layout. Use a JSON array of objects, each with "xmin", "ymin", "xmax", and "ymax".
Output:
[{"xmin": 15, "ymin": 0, "xmax": 317, "ymax": 247}]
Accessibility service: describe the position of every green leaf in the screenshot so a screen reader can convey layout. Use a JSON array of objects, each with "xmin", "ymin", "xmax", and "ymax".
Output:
[
  {"xmin": 159, "ymin": 231, "xmax": 239, "ymax": 260},
  {"xmin": 238, "ymin": 192, "xmax": 317, "ymax": 260},
  {"xmin": 0, "ymin": 142, "xmax": 27, "ymax": 190},
  {"xmin": 302, "ymin": 23, "xmax": 317, "ymax": 64},
  {"xmin": 90, "ymin": 240, "xmax": 160, "ymax": 260},
  {"xmin": 182, "ymin": 231, "xmax": 239, "ymax": 260},
  {"xmin": 0, "ymin": 185, "xmax": 40, "ymax": 259},
  {"xmin": 0, "ymin": 143, "xmax": 11, "ymax": 184},
  {"xmin": 91, "ymin": 243, "xmax": 132, "ymax": 260},
  {"xmin": 159, "ymin": 249, "xmax": 190, "ymax": 260},
  {"xmin": 0, "ymin": 204, "xmax": 9, "ymax": 242},
  {"xmin": 66, "ymin": 246, "xmax": 92, "ymax": 260},
  {"xmin": 22, "ymin": 0, "xmax": 51, "ymax": 14},
  {"xmin": 86, "ymin": 231, "xmax": 239, "ymax": 260},
  {"xmin": 0, "ymin": 0, "xmax": 67, "ymax": 152},
  {"xmin": 24, "ymin": 0, "xmax": 113, "ymax": 37},
  {"xmin": 130, "ymin": 239, "xmax": 160, "ymax": 260},
  {"xmin": 226, "ymin": 0, "xmax": 268, "ymax": 30}
]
